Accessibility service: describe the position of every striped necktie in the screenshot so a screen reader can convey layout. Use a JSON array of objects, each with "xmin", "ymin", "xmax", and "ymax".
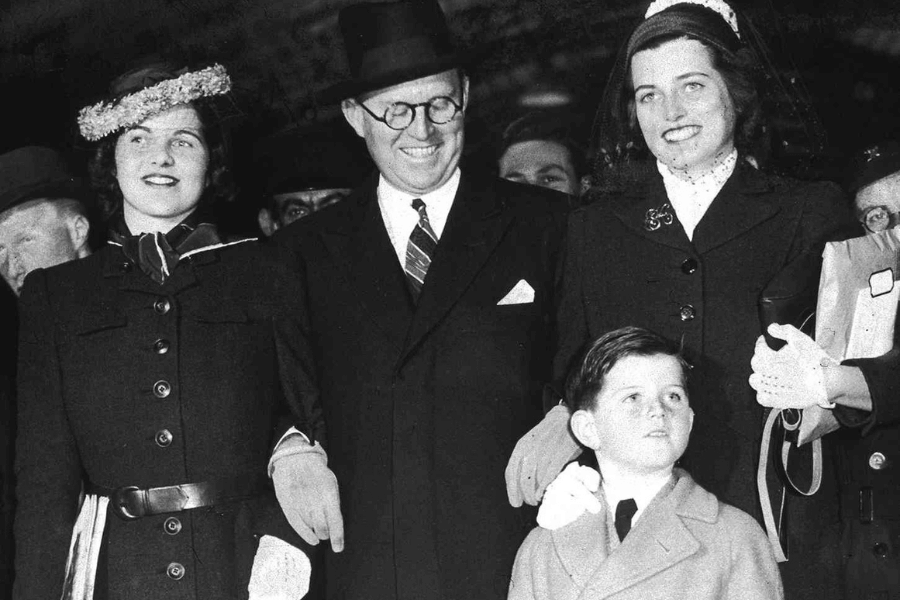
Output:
[{"xmin": 405, "ymin": 198, "xmax": 438, "ymax": 301}]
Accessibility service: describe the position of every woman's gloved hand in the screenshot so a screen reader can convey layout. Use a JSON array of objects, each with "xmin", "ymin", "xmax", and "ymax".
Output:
[{"xmin": 749, "ymin": 323, "xmax": 838, "ymax": 410}]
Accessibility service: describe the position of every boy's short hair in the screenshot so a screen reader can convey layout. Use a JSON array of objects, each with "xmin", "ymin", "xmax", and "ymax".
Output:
[{"xmin": 566, "ymin": 326, "xmax": 691, "ymax": 412}]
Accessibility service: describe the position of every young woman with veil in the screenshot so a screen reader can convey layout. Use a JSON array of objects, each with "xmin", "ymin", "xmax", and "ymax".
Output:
[{"xmin": 504, "ymin": 1, "xmax": 852, "ymax": 598}]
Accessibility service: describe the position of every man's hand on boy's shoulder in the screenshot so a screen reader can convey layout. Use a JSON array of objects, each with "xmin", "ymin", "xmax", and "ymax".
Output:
[
  {"xmin": 536, "ymin": 463, "xmax": 603, "ymax": 530},
  {"xmin": 505, "ymin": 404, "xmax": 583, "ymax": 507}
]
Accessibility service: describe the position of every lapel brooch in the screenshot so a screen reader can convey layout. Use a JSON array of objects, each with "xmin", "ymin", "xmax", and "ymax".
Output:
[{"xmin": 643, "ymin": 203, "xmax": 674, "ymax": 231}]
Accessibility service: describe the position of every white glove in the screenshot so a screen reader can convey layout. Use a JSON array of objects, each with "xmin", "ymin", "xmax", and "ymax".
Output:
[
  {"xmin": 536, "ymin": 463, "xmax": 603, "ymax": 530},
  {"xmin": 247, "ymin": 535, "xmax": 311, "ymax": 600},
  {"xmin": 270, "ymin": 436, "xmax": 344, "ymax": 552},
  {"xmin": 749, "ymin": 323, "xmax": 838, "ymax": 410},
  {"xmin": 505, "ymin": 404, "xmax": 582, "ymax": 507}
]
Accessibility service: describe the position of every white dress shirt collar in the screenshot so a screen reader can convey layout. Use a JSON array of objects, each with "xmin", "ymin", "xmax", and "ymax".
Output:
[
  {"xmin": 377, "ymin": 168, "xmax": 461, "ymax": 266},
  {"xmin": 602, "ymin": 470, "xmax": 673, "ymax": 527},
  {"xmin": 658, "ymin": 148, "xmax": 738, "ymax": 241}
]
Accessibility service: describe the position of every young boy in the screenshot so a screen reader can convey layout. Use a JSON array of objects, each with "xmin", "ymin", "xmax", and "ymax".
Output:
[{"xmin": 508, "ymin": 326, "xmax": 783, "ymax": 600}]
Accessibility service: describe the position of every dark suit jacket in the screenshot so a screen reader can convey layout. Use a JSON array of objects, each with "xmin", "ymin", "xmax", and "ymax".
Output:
[
  {"xmin": 273, "ymin": 170, "xmax": 567, "ymax": 600},
  {"xmin": 554, "ymin": 161, "xmax": 850, "ymax": 600},
  {"xmin": 0, "ymin": 284, "xmax": 17, "ymax": 598},
  {"xmin": 14, "ymin": 239, "xmax": 320, "ymax": 600}
]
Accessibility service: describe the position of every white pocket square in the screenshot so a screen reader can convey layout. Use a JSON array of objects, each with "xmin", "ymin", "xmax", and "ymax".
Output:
[{"xmin": 497, "ymin": 279, "xmax": 535, "ymax": 305}]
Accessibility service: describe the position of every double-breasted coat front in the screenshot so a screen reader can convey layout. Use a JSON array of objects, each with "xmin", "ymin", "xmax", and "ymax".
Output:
[
  {"xmin": 273, "ymin": 170, "xmax": 567, "ymax": 600},
  {"xmin": 553, "ymin": 160, "xmax": 850, "ymax": 599},
  {"xmin": 508, "ymin": 470, "xmax": 783, "ymax": 600},
  {"xmin": 14, "ymin": 237, "xmax": 320, "ymax": 600}
]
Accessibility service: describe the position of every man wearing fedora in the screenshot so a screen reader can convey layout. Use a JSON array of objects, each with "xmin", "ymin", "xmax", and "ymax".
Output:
[
  {"xmin": 256, "ymin": 127, "xmax": 371, "ymax": 236},
  {"xmin": 269, "ymin": 1, "xmax": 567, "ymax": 598},
  {"xmin": 0, "ymin": 145, "xmax": 92, "ymax": 597},
  {"xmin": 0, "ymin": 146, "xmax": 92, "ymax": 296}
]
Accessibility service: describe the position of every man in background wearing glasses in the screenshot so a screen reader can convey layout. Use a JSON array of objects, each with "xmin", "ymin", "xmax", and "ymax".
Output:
[{"xmin": 268, "ymin": 1, "xmax": 567, "ymax": 599}]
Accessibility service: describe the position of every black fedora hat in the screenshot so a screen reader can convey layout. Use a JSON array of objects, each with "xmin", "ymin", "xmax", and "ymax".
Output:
[
  {"xmin": 319, "ymin": 0, "xmax": 464, "ymax": 104},
  {"xmin": 0, "ymin": 146, "xmax": 88, "ymax": 216},
  {"xmin": 847, "ymin": 141, "xmax": 900, "ymax": 195}
]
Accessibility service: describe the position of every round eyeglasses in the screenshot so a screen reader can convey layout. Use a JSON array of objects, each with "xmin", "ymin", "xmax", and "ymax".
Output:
[
  {"xmin": 357, "ymin": 96, "xmax": 463, "ymax": 130},
  {"xmin": 860, "ymin": 205, "xmax": 900, "ymax": 233}
]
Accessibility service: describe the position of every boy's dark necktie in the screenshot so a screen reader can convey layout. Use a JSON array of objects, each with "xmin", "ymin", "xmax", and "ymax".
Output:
[
  {"xmin": 614, "ymin": 498, "xmax": 638, "ymax": 541},
  {"xmin": 405, "ymin": 198, "xmax": 438, "ymax": 301}
]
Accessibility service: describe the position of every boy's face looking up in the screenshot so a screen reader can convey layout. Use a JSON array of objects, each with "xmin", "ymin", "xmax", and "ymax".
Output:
[{"xmin": 572, "ymin": 353, "xmax": 693, "ymax": 477}]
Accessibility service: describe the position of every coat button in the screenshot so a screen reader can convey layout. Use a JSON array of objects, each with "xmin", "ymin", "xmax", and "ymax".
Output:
[
  {"xmin": 155, "ymin": 429, "xmax": 173, "ymax": 448},
  {"xmin": 681, "ymin": 258, "xmax": 698, "ymax": 274},
  {"xmin": 153, "ymin": 380, "xmax": 171, "ymax": 399},
  {"xmin": 163, "ymin": 517, "xmax": 182, "ymax": 535},
  {"xmin": 868, "ymin": 452, "xmax": 887, "ymax": 470},
  {"xmin": 153, "ymin": 298, "xmax": 171, "ymax": 315},
  {"xmin": 166, "ymin": 562, "xmax": 185, "ymax": 580},
  {"xmin": 873, "ymin": 542, "xmax": 890, "ymax": 557},
  {"xmin": 679, "ymin": 305, "xmax": 696, "ymax": 321},
  {"xmin": 120, "ymin": 261, "xmax": 133, "ymax": 273},
  {"xmin": 153, "ymin": 339, "xmax": 170, "ymax": 355}
]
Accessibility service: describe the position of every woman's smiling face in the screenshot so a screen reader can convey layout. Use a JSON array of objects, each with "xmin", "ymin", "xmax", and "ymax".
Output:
[
  {"xmin": 631, "ymin": 37, "xmax": 736, "ymax": 177},
  {"xmin": 115, "ymin": 104, "xmax": 209, "ymax": 232}
]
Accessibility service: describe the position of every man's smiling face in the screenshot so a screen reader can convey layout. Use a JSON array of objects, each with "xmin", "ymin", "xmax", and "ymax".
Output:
[{"xmin": 343, "ymin": 70, "xmax": 468, "ymax": 196}]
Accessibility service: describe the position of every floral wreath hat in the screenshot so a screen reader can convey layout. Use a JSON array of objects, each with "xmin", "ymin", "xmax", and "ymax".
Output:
[{"xmin": 77, "ymin": 63, "xmax": 232, "ymax": 142}]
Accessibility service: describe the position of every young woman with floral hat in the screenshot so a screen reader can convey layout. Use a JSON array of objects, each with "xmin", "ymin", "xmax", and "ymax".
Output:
[{"xmin": 14, "ymin": 63, "xmax": 325, "ymax": 600}]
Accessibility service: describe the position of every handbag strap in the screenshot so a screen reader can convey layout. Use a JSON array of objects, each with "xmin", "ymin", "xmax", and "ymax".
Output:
[{"xmin": 757, "ymin": 408, "xmax": 824, "ymax": 563}]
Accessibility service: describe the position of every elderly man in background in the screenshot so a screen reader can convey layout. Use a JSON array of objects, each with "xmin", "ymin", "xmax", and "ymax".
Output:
[
  {"xmin": 0, "ymin": 145, "xmax": 91, "ymax": 597},
  {"xmin": 0, "ymin": 147, "xmax": 92, "ymax": 295},
  {"xmin": 268, "ymin": 1, "xmax": 567, "ymax": 598}
]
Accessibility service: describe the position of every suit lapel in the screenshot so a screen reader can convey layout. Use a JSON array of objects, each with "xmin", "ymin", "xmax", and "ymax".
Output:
[
  {"xmin": 398, "ymin": 173, "xmax": 513, "ymax": 366},
  {"xmin": 692, "ymin": 162, "xmax": 780, "ymax": 254},
  {"xmin": 320, "ymin": 180, "xmax": 413, "ymax": 354},
  {"xmin": 607, "ymin": 172, "xmax": 693, "ymax": 253}
]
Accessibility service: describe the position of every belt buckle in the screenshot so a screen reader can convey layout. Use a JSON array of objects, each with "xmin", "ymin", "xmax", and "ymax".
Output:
[
  {"xmin": 111, "ymin": 486, "xmax": 146, "ymax": 520},
  {"xmin": 859, "ymin": 486, "xmax": 874, "ymax": 524}
]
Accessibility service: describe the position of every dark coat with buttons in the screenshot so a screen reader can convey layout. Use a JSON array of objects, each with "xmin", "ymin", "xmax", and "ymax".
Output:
[
  {"xmin": 834, "ymin": 314, "xmax": 900, "ymax": 597},
  {"xmin": 13, "ymin": 238, "xmax": 321, "ymax": 600},
  {"xmin": 554, "ymin": 160, "xmax": 850, "ymax": 600},
  {"xmin": 272, "ymin": 170, "xmax": 566, "ymax": 600}
]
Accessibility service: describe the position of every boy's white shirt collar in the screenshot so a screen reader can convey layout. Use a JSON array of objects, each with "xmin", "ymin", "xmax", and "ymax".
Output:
[
  {"xmin": 377, "ymin": 168, "xmax": 461, "ymax": 265},
  {"xmin": 601, "ymin": 469, "xmax": 674, "ymax": 526}
]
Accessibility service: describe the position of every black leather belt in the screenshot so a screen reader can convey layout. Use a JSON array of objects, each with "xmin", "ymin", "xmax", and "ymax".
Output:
[
  {"xmin": 87, "ymin": 474, "xmax": 271, "ymax": 521},
  {"xmin": 841, "ymin": 486, "xmax": 900, "ymax": 523}
]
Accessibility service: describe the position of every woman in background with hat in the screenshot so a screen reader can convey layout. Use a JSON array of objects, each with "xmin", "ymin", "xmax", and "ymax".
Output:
[
  {"xmin": 13, "ymin": 63, "xmax": 323, "ymax": 600},
  {"xmin": 749, "ymin": 140, "xmax": 900, "ymax": 599},
  {"xmin": 507, "ymin": 0, "xmax": 853, "ymax": 597}
]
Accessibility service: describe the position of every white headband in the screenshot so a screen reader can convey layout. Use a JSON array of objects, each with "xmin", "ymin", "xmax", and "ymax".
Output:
[{"xmin": 645, "ymin": 0, "xmax": 741, "ymax": 39}]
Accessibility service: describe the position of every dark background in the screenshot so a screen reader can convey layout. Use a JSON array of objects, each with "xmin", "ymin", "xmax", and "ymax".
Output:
[{"xmin": 2, "ymin": 0, "xmax": 899, "ymax": 226}]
